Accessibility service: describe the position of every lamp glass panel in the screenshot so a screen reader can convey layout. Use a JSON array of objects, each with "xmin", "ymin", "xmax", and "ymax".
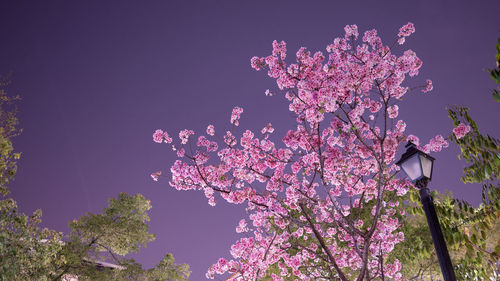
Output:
[
  {"xmin": 419, "ymin": 154, "xmax": 433, "ymax": 179},
  {"xmin": 400, "ymin": 153, "xmax": 422, "ymax": 181}
]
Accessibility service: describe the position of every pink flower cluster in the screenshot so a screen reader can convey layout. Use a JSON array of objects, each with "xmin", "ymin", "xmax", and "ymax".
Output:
[
  {"xmin": 235, "ymin": 219, "xmax": 249, "ymax": 233},
  {"xmin": 344, "ymin": 24, "xmax": 359, "ymax": 40},
  {"xmin": 261, "ymin": 123, "xmax": 274, "ymax": 134},
  {"xmin": 388, "ymin": 105, "xmax": 399, "ymax": 119},
  {"xmin": 230, "ymin": 106, "xmax": 244, "ymax": 126},
  {"xmin": 150, "ymin": 171, "xmax": 161, "ymax": 181},
  {"xmin": 407, "ymin": 134, "xmax": 420, "ymax": 146},
  {"xmin": 152, "ymin": 129, "xmax": 172, "ymax": 144},
  {"xmin": 422, "ymin": 134, "xmax": 449, "ymax": 153},
  {"xmin": 206, "ymin": 258, "xmax": 238, "ymax": 279},
  {"xmin": 453, "ymin": 123, "xmax": 471, "ymax": 139},
  {"xmin": 397, "ymin": 22, "xmax": 415, "ymax": 44},
  {"xmin": 206, "ymin": 124, "xmax": 215, "ymax": 136},
  {"xmin": 422, "ymin": 79, "xmax": 433, "ymax": 93},
  {"xmin": 250, "ymin": 56, "xmax": 266, "ymax": 71},
  {"xmin": 272, "ymin": 40, "xmax": 287, "ymax": 60},
  {"xmin": 179, "ymin": 129, "xmax": 194, "ymax": 144},
  {"xmin": 264, "ymin": 89, "xmax": 274, "ymax": 96}
]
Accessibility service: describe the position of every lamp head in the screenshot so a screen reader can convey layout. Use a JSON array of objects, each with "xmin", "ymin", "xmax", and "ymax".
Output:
[{"xmin": 396, "ymin": 141, "xmax": 435, "ymax": 187}]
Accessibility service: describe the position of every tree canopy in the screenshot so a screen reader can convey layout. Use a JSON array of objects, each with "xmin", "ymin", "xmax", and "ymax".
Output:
[{"xmin": 153, "ymin": 23, "xmax": 447, "ymax": 280}]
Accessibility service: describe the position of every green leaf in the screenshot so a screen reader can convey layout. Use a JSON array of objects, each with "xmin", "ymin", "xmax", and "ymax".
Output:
[
  {"xmin": 490, "ymin": 69, "xmax": 500, "ymax": 83},
  {"xmin": 493, "ymin": 89, "xmax": 500, "ymax": 102}
]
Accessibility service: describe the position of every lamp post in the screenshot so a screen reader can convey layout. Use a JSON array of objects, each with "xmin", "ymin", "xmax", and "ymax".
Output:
[{"xmin": 396, "ymin": 141, "xmax": 457, "ymax": 281}]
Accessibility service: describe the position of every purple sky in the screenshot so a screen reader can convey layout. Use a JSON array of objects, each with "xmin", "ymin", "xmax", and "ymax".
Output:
[{"xmin": 1, "ymin": 1, "xmax": 499, "ymax": 280}]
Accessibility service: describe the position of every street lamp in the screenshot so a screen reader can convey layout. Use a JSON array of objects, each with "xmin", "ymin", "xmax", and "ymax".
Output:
[{"xmin": 396, "ymin": 141, "xmax": 457, "ymax": 281}]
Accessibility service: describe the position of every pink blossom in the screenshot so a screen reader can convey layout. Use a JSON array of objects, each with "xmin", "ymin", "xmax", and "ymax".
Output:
[
  {"xmin": 208, "ymin": 197, "xmax": 216, "ymax": 206},
  {"xmin": 261, "ymin": 123, "xmax": 274, "ymax": 134},
  {"xmin": 206, "ymin": 124, "xmax": 215, "ymax": 136},
  {"xmin": 224, "ymin": 131, "xmax": 237, "ymax": 146},
  {"xmin": 421, "ymin": 144, "xmax": 431, "ymax": 154},
  {"xmin": 236, "ymin": 219, "xmax": 248, "ymax": 233},
  {"xmin": 422, "ymin": 79, "xmax": 433, "ymax": 93},
  {"xmin": 230, "ymin": 106, "xmax": 244, "ymax": 126},
  {"xmin": 163, "ymin": 132, "xmax": 173, "ymax": 143},
  {"xmin": 406, "ymin": 134, "xmax": 420, "ymax": 146},
  {"xmin": 153, "ymin": 129, "xmax": 164, "ymax": 143},
  {"xmin": 385, "ymin": 259, "xmax": 403, "ymax": 280},
  {"xmin": 150, "ymin": 171, "xmax": 161, "ymax": 181},
  {"xmin": 398, "ymin": 22, "xmax": 415, "ymax": 37},
  {"xmin": 453, "ymin": 123, "xmax": 471, "ymax": 139},
  {"xmin": 204, "ymin": 187, "xmax": 214, "ymax": 198},
  {"xmin": 344, "ymin": 24, "xmax": 359, "ymax": 40},
  {"xmin": 388, "ymin": 105, "xmax": 399, "ymax": 119},
  {"xmin": 367, "ymin": 100, "xmax": 382, "ymax": 113},
  {"xmin": 424, "ymin": 134, "xmax": 449, "ymax": 152},
  {"xmin": 272, "ymin": 40, "xmax": 287, "ymax": 60},
  {"xmin": 250, "ymin": 56, "xmax": 266, "ymax": 70},
  {"xmin": 179, "ymin": 129, "xmax": 194, "ymax": 144},
  {"xmin": 153, "ymin": 129, "xmax": 173, "ymax": 144},
  {"xmin": 197, "ymin": 136, "xmax": 209, "ymax": 147},
  {"xmin": 176, "ymin": 148, "xmax": 185, "ymax": 158},
  {"xmin": 362, "ymin": 29, "xmax": 378, "ymax": 44}
]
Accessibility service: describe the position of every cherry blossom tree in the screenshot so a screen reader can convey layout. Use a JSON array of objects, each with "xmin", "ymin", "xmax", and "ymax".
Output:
[{"xmin": 153, "ymin": 23, "xmax": 448, "ymax": 281}]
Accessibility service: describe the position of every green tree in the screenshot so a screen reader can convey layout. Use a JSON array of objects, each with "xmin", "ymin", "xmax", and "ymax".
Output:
[
  {"xmin": 490, "ymin": 38, "xmax": 500, "ymax": 102},
  {"xmin": 0, "ymin": 86, "xmax": 190, "ymax": 281},
  {"xmin": 393, "ymin": 189, "xmax": 499, "ymax": 280},
  {"xmin": 54, "ymin": 192, "xmax": 190, "ymax": 281},
  {"xmin": 0, "ymin": 85, "xmax": 21, "ymax": 197},
  {"xmin": 0, "ymin": 198, "xmax": 65, "ymax": 281}
]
